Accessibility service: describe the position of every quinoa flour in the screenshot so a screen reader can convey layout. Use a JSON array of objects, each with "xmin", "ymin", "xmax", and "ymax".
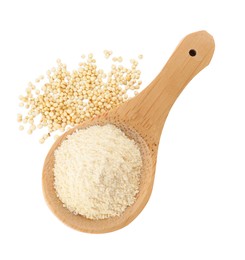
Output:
[{"xmin": 54, "ymin": 124, "xmax": 142, "ymax": 220}]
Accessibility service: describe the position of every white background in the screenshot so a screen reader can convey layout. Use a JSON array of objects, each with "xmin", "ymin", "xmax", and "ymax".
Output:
[{"xmin": 0, "ymin": 0, "xmax": 244, "ymax": 259}]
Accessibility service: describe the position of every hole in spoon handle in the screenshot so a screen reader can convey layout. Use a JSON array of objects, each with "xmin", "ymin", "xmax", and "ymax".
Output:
[{"xmin": 189, "ymin": 49, "xmax": 197, "ymax": 56}]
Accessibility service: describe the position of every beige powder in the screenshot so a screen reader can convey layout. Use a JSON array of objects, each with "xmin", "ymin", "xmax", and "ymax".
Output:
[{"xmin": 54, "ymin": 124, "xmax": 142, "ymax": 220}]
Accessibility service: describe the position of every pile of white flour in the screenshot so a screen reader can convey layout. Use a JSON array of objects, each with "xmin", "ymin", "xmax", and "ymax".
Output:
[{"xmin": 54, "ymin": 124, "xmax": 142, "ymax": 220}]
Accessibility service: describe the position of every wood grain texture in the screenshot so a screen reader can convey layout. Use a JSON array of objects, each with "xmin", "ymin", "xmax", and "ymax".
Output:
[{"xmin": 42, "ymin": 31, "xmax": 215, "ymax": 233}]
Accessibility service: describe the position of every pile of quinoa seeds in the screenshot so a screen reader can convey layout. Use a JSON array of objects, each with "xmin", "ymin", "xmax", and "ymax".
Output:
[{"xmin": 17, "ymin": 51, "xmax": 143, "ymax": 143}]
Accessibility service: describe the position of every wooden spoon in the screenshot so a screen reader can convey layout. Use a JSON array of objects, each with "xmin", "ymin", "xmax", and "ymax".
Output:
[{"xmin": 42, "ymin": 31, "xmax": 215, "ymax": 233}]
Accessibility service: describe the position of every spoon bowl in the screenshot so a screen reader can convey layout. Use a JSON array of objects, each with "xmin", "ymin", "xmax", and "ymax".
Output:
[
  {"xmin": 43, "ymin": 118, "xmax": 154, "ymax": 233},
  {"xmin": 43, "ymin": 31, "xmax": 215, "ymax": 233}
]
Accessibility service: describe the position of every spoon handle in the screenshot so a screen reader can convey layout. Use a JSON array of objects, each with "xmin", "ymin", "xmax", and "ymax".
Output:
[{"xmin": 121, "ymin": 31, "xmax": 215, "ymax": 142}]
